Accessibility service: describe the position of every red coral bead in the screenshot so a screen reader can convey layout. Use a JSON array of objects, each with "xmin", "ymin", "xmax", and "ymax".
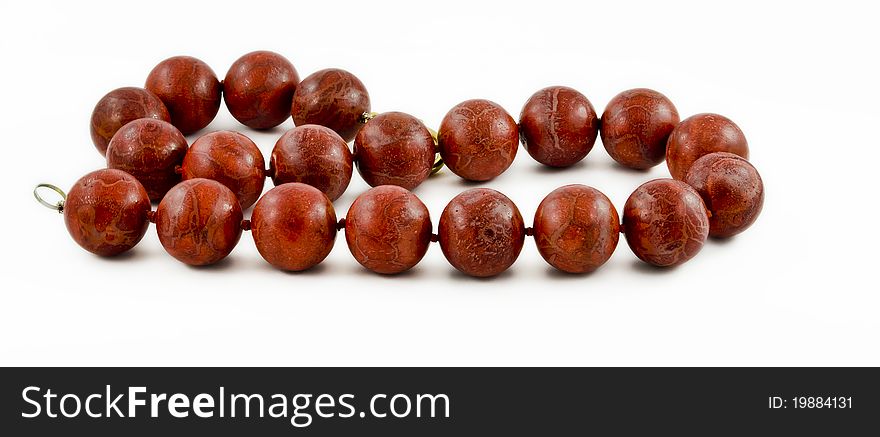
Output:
[
  {"xmin": 89, "ymin": 87, "xmax": 169, "ymax": 156},
  {"xmin": 106, "ymin": 118, "xmax": 188, "ymax": 201},
  {"xmin": 181, "ymin": 130, "xmax": 266, "ymax": 210}
]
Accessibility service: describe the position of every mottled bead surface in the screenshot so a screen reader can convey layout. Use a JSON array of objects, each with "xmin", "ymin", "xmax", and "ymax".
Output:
[
  {"xmin": 155, "ymin": 178, "xmax": 243, "ymax": 266},
  {"xmin": 223, "ymin": 51, "xmax": 299, "ymax": 129},
  {"xmin": 438, "ymin": 188, "xmax": 525, "ymax": 277},
  {"xmin": 353, "ymin": 112, "xmax": 435, "ymax": 190},
  {"xmin": 90, "ymin": 87, "xmax": 170, "ymax": 156},
  {"xmin": 291, "ymin": 68, "xmax": 370, "ymax": 142},
  {"xmin": 685, "ymin": 152, "xmax": 764, "ymax": 238},
  {"xmin": 519, "ymin": 86, "xmax": 599, "ymax": 167},
  {"xmin": 666, "ymin": 113, "xmax": 749, "ymax": 180},
  {"xmin": 251, "ymin": 183, "xmax": 337, "ymax": 271},
  {"xmin": 181, "ymin": 131, "xmax": 265, "ymax": 209},
  {"xmin": 438, "ymin": 99, "xmax": 519, "ymax": 181},
  {"xmin": 345, "ymin": 185, "xmax": 432, "ymax": 274},
  {"xmin": 270, "ymin": 125, "xmax": 352, "ymax": 201},
  {"xmin": 106, "ymin": 118, "xmax": 188, "ymax": 201},
  {"xmin": 145, "ymin": 56, "xmax": 222, "ymax": 134},
  {"xmin": 534, "ymin": 184, "xmax": 619, "ymax": 273},
  {"xmin": 600, "ymin": 88, "xmax": 679, "ymax": 170},
  {"xmin": 622, "ymin": 179, "xmax": 709, "ymax": 267},
  {"xmin": 63, "ymin": 169, "xmax": 151, "ymax": 256}
]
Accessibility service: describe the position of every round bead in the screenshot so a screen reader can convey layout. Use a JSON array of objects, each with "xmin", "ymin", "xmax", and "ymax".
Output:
[
  {"xmin": 63, "ymin": 169, "xmax": 151, "ymax": 256},
  {"xmin": 438, "ymin": 99, "xmax": 519, "ymax": 181},
  {"xmin": 155, "ymin": 179, "xmax": 243, "ymax": 266},
  {"xmin": 345, "ymin": 185, "xmax": 432, "ymax": 274},
  {"xmin": 145, "ymin": 56, "xmax": 222, "ymax": 134},
  {"xmin": 223, "ymin": 51, "xmax": 299, "ymax": 129},
  {"xmin": 685, "ymin": 152, "xmax": 764, "ymax": 238},
  {"xmin": 438, "ymin": 188, "xmax": 525, "ymax": 277},
  {"xmin": 600, "ymin": 88, "xmax": 679, "ymax": 170},
  {"xmin": 269, "ymin": 125, "xmax": 353, "ymax": 201},
  {"xmin": 291, "ymin": 68, "xmax": 370, "ymax": 142},
  {"xmin": 89, "ymin": 87, "xmax": 170, "ymax": 156},
  {"xmin": 353, "ymin": 112, "xmax": 434, "ymax": 190},
  {"xmin": 622, "ymin": 179, "xmax": 709, "ymax": 267},
  {"xmin": 519, "ymin": 86, "xmax": 599, "ymax": 167},
  {"xmin": 251, "ymin": 183, "xmax": 337, "ymax": 271},
  {"xmin": 666, "ymin": 113, "xmax": 748, "ymax": 180},
  {"xmin": 106, "ymin": 118, "xmax": 188, "ymax": 201},
  {"xmin": 534, "ymin": 185, "xmax": 619, "ymax": 273},
  {"xmin": 181, "ymin": 131, "xmax": 265, "ymax": 209}
]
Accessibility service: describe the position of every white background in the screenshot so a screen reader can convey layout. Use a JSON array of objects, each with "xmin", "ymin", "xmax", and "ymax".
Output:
[{"xmin": 1, "ymin": 0, "xmax": 877, "ymax": 366}]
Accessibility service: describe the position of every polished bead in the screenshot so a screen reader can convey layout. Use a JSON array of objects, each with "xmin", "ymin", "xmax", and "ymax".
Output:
[
  {"xmin": 622, "ymin": 179, "xmax": 709, "ymax": 267},
  {"xmin": 666, "ymin": 113, "xmax": 748, "ymax": 180},
  {"xmin": 290, "ymin": 68, "xmax": 370, "ymax": 142},
  {"xmin": 63, "ymin": 169, "xmax": 151, "ymax": 256},
  {"xmin": 685, "ymin": 152, "xmax": 764, "ymax": 238},
  {"xmin": 155, "ymin": 179, "xmax": 243, "ymax": 266},
  {"xmin": 181, "ymin": 131, "xmax": 266, "ymax": 209},
  {"xmin": 345, "ymin": 185, "xmax": 432, "ymax": 274},
  {"xmin": 251, "ymin": 183, "xmax": 337, "ymax": 271},
  {"xmin": 519, "ymin": 86, "xmax": 599, "ymax": 167},
  {"xmin": 269, "ymin": 125, "xmax": 352, "ymax": 201},
  {"xmin": 223, "ymin": 51, "xmax": 299, "ymax": 129},
  {"xmin": 600, "ymin": 88, "xmax": 679, "ymax": 170},
  {"xmin": 534, "ymin": 184, "xmax": 619, "ymax": 273},
  {"xmin": 438, "ymin": 188, "xmax": 525, "ymax": 277},
  {"xmin": 353, "ymin": 112, "xmax": 434, "ymax": 190},
  {"xmin": 438, "ymin": 99, "xmax": 519, "ymax": 181},
  {"xmin": 145, "ymin": 56, "xmax": 222, "ymax": 134},
  {"xmin": 106, "ymin": 118, "xmax": 188, "ymax": 201},
  {"xmin": 89, "ymin": 87, "xmax": 169, "ymax": 156}
]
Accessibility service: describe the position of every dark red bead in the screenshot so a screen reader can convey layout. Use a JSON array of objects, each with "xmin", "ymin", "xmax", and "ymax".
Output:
[
  {"xmin": 353, "ymin": 112, "xmax": 435, "ymax": 190},
  {"xmin": 438, "ymin": 99, "xmax": 519, "ymax": 181},
  {"xmin": 685, "ymin": 152, "xmax": 764, "ymax": 238},
  {"xmin": 90, "ymin": 87, "xmax": 170, "ymax": 156},
  {"xmin": 291, "ymin": 68, "xmax": 370, "ymax": 142},
  {"xmin": 63, "ymin": 169, "xmax": 151, "ymax": 256},
  {"xmin": 251, "ymin": 183, "xmax": 337, "ymax": 271},
  {"xmin": 600, "ymin": 88, "xmax": 679, "ymax": 170},
  {"xmin": 622, "ymin": 179, "xmax": 709, "ymax": 267},
  {"xmin": 145, "ymin": 56, "xmax": 222, "ymax": 134},
  {"xmin": 106, "ymin": 118, "xmax": 188, "ymax": 201},
  {"xmin": 155, "ymin": 179, "xmax": 243, "ymax": 266},
  {"xmin": 270, "ymin": 125, "xmax": 352, "ymax": 201},
  {"xmin": 534, "ymin": 185, "xmax": 619, "ymax": 273},
  {"xmin": 438, "ymin": 188, "xmax": 525, "ymax": 277},
  {"xmin": 223, "ymin": 51, "xmax": 299, "ymax": 129},
  {"xmin": 345, "ymin": 185, "xmax": 432, "ymax": 274},
  {"xmin": 519, "ymin": 86, "xmax": 599, "ymax": 167},
  {"xmin": 181, "ymin": 130, "xmax": 266, "ymax": 209},
  {"xmin": 666, "ymin": 113, "xmax": 748, "ymax": 180}
]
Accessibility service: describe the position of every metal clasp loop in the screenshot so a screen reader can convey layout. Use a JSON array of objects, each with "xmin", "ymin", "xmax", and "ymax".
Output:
[{"xmin": 34, "ymin": 183, "xmax": 67, "ymax": 213}]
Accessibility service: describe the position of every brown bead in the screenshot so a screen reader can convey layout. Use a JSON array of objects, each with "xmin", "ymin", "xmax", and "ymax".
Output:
[
  {"xmin": 269, "ymin": 125, "xmax": 352, "ymax": 201},
  {"xmin": 223, "ymin": 51, "xmax": 299, "ymax": 129},
  {"xmin": 63, "ymin": 169, "xmax": 151, "ymax": 256},
  {"xmin": 89, "ymin": 87, "xmax": 170, "ymax": 156},
  {"xmin": 353, "ymin": 112, "xmax": 435, "ymax": 190},
  {"xmin": 291, "ymin": 68, "xmax": 370, "ymax": 142},
  {"xmin": 600, "ymin": 88, "xmax": 679, "ymax": 170},
  {"xmin": 685, "ymin": 152, "xmax": 764, "ymax": 238},
  {"xmin": 251, "ymin": 183, "xmax": 337, "ymax": 271},
  {"xmin": 155, "ymin": 178, "xmax": 243, "ymax": 266},
  {"xmin": 181, "ymin": 131, "xmax": 265, "ymax": 210},
  {"xmin": 622, "ymin": 179, "xmax": 709, "ymax": 267},
  {"xmin": 106, "ymin": 118, "xmax": 188, "ymax": 201},
  {"xmin": 145, "ymin": 56, "xmax": 222, "ymax": 134},
  {"xmin": 438, "ymin": 188, "xmax": 525, "ymax": 277},
  {"xmin": 534, "ymin": 184, "xmax": 620, "ymax": 273},
  {"xmin": 519, "ymin": 86, "xmax": 599, "ymax": 167},
  {"xmin": 666, "ymin": 113, "xmax": 748, "ymax": 180},
  {"xmin": 438, "ymin": 99, "xmax": 519, "ymax": 181},
  {"xmin": 345, "ymin": 185, "xmax": 432, "ymax": 274}
]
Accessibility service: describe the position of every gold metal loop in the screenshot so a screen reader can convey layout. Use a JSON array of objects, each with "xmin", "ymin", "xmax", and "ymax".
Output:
[
  {"xmin": 427, "ymin": 127, "xmax": 445, "ymax": 175},
  {"xmin": 359, "ymin": 111, "xmax": 378, "ymax": 124},
  {"xmin": 34, "ymin": 183, "xmax": 67, "ymax": 213}
]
